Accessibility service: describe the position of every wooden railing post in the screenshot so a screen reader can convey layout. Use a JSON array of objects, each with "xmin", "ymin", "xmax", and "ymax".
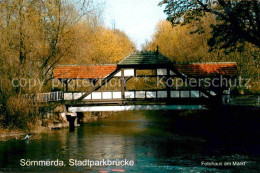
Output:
[{"xmin": 121, "ymin": 69, "xmax": 125, "ymax": 99}]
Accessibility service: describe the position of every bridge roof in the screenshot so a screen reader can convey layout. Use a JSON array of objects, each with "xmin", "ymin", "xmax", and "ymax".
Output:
[
  {"xmin": 53, "ymin": 65, "xmax": 117, "ymax": 79},
  {"xmin": 53, "ymin": 62, "xmax": 237, "ymax": 79},
  {"xmin": 118, "ymin": 52, "xmax": 172, "ymax": 66},
  {"xmin": 176, "ymin": 62, "xmax": 238, "ymax": 77}
]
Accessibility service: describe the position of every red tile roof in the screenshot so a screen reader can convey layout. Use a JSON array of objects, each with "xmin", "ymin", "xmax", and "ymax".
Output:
[
  {"xmin": 175, "ymin": 62, "xmax": 237, "ymax": 77},
  {"xmin": 53, "ymin": 62, "xmax": 237, "ymax": 79},
  {"xmin": 53, "ymin": 65, "xmax": 117, "ymax": 79}
]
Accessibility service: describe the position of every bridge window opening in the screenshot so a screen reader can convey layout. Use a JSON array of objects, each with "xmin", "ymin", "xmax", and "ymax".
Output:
[
  {"xmin": 126, "ymin": 77, "xmax": 163, "ymax": 90},
  {"xmin": 210, "ymin": 91, "xmax": 217, "ymax": 96},
  {"xmin": 84, "ymin": 94, "xmax": 91, "ymax": 100},
  {"xmin": 125, "ymin": 91, "xmax": 135, "ymax": 99},
  {"xmin": 200, "ymin": 92, "xmax": 209, "ymax": 98},
  {"xmin": 114, "ymin": 71, "xmax": 122, "ymax": 77},
  {"xmin": 157, "ymin": 69, "xmax": 167, "ymax": 76},
  {"xmin": 135, "ymin": 69, "xmax": 156, "ymax": 77},
  {"xmin": 191, "ymin": 91, "xmax": 200, "ymax": 98},
  {"xmin": 73, "ymin": 93, "xmax": 83, "ymax": 100},
  {"xmin": 146, "ymin": 91, "xmax": 156, "ymax": 98},
  {"xmin": 124, "ymin": 76, "xmax": 190, "ymax": 91},
  {"xmin": 170, "ymin": 70, "xmax": 176, "ymax": 75},
  {"xmin": 124, "ymin": 69, "xmax": 135, "ymax": 76},
  {"xmin": 135, "ymin": 91, "xmax": 145, "ymax": 98},
  {"xmin": 113, "ymin": 92, "xmax": 121, "ymax": 99},
  {"xmin": 157, "ymin": 91, "xmax": 167, "ymax": 98},
  {"xmin": 171, "ymin": 91, "xmax": 180, "ymax": 98},
  {"xmin": 102, "ymin": 92, "xmax": 112, "ymax": 99},
  {"xmin": 92, "ymin": 92, "xmax": 102, "ymax": 99},
  {"xmin": 180, "ymin": 91, "xmax": 190, "ymax": 98}
]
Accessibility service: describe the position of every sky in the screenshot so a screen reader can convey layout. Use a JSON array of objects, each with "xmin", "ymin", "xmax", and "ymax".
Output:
[{"xmin": 103, "ymin": 0, "xmax": 167, "ymax": 50}]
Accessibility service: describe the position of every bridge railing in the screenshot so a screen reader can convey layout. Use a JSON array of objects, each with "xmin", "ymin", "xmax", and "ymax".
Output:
[
  {"xmin": 63, "ymin": 90, "xmax": 216, "ymax": 101},
  {"xmin": 34, "ymin": 91, "xmax": 63, "ymax": 102},
  {"xmin": 27, "ymin": 90, "xmax": 231, "ymax": 103}
]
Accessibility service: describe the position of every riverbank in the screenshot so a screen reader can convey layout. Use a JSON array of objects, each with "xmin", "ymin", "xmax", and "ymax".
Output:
[
  {"xmin": 0, "ymin": 111, "xmax": 114, "ymax": 141},
  {"xmin": 0, "ymin": 126, "xmax": 50, "ymax": 141}
]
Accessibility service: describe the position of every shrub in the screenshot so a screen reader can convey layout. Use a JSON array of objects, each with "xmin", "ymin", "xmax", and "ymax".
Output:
[{"xmin": 2, "ymin": 95, "xmax": 40, "ymax": 129}]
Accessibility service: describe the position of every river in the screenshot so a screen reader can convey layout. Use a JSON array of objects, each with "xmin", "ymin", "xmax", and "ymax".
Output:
[{"xmin": 0, "ymin": 109, "xmax": 260, "ymax": 172}]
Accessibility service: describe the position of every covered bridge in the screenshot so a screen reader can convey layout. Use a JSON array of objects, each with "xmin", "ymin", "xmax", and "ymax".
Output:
[{"xmin": 52, "ymin": 51, "xmax": 237, "ymax": 107}]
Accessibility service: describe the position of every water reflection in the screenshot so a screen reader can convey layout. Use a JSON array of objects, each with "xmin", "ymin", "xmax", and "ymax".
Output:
[{"xmin": 0, "ymin": 110, "xmax": 260, "ymax": 172}]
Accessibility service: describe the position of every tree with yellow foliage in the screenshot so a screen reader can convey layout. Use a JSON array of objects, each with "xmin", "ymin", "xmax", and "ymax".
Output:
[
  {"xmin": 143, "ymin": 14, "xmax": 259, "ymax": 93},
  {"xmin": 1, "ymin": 0, "xmax": 134, "ymax": 128},
  {"xmin": 143, "ymin": 14, "xmax": 221, "ymax": 63},
  {"xmin": 58, "ymin": 25, "xmax": 135, "ymax": 65}
]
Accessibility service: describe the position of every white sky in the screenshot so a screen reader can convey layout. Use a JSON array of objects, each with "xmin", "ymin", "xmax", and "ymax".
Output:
[{"xmin": 103, "ymin": 0, "xmax": 167, "ymax": 50}]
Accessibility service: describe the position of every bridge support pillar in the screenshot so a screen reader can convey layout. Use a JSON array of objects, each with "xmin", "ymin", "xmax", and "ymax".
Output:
[{"xmin": 66, "ymin": 113, "xmax": 77, "ymax": 131}]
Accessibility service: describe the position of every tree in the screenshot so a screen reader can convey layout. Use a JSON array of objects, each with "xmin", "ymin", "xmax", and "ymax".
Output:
[
  {"xmin": 0, "ymin": 0, "xmax": 104, "ymax": 80},
  {"xmin": 159, "ymin": 0, "xmax": 260, "ymax": 51},
  {"xmin": 39, "ymin": 0, "xmax": 104, "ymax": 80},
  {"xmin": 142, "ymin": 16, "xmax": 222, "ymax": 63},
  {"xmin": 143, "ymin": 18, "xmax": 259, "ymax": 86},
  {"xmin": 58, "ymin": 26, "xmax": 135, "ymax": 65},
  {"xmin": 0, "ymin": 0, "xmax": 105, "ymax": 128},
  {"xmin": 86, "ymin": 28, "xmax": 134, "ymax": 64}
]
